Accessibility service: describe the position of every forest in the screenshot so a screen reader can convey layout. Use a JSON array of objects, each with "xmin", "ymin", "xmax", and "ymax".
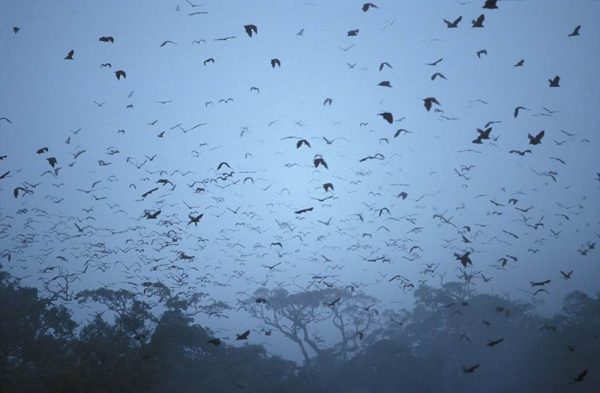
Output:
[{"xmin": 1, "ymin": 267, "xmax": 597, "ymax": 393}]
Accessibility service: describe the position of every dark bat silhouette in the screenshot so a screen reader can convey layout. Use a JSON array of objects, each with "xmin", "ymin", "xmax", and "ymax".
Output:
[
  {"xmin": 362, "ymin": 3, "xmax": 378, "ymax": 12},
  {"xmin": 203, "ymin": 58, "xmax": 215, "ymax": 66},
  {"xmin": 378, "ymin": 112, "xmax": 393, "ymax": 123},
  {"xmin": 472, "ymin": 14, "xmax": 485, "ymax": 28},
  {"xmin": 144, "ymin": 210, "xmax": 161, "ymax": 219},
  {"xmin": 560, "ymin": 270, "xmax": 573, "ymax": 279},
  {"xmin": 443, "ymin": 16, "xmax": 462, "ymax": 28},
  {"xmin": 74, "ymin": 223, "xmax": 90, "ymax": 233},
  {"xmin": 379, "ymin": 62, "xmax": 392, "ymax": 71},
  {"xmin": 426, "ymin": 57, "xmax": 443, "ymax": 66},
  {"xmin": 263, "ymin": 262, "xmax": 282, "ymax": 270},
  {"xmin": 530, "ymin": 279, "xmax": 551, "ymax": 287},
  {"xmin": 313, "ymin": 195, "xmax": 333, "ymax": 203},
  {"xmin": 13, "ymin": 187, "xmax": 33, "ymax": 198},
  {"xmin": 271, "ymin": 58, "xmax": 281, "ymax": 68},
  {"xmin": 244, "ymin": 24, "xmax": 257, "ymax": 37},
  {"xmin": 378, "ymin": 207, "xmax": 390, "ymax": 216},
  {"xmin": 64, "ymin": 49, "xmax": 74, "ymax": 60},
  {"xmin": 514, "ymin": 106, "xmax": 528, "ymax": 118},
  {"xmin": 528, "ymin": 130, "xmax": 545, "ymax": 145},
  {"xmin": 236, "ymin": 330, "xmax": 250, "ymax": 340},
  {"xmin": 99, "ymin": 36, "xmax": 114, "ymax": 43},
  {"xmin": 213, "ymin": 36, "xmax": 236, "ymax": 41},
  {"xmin": 423, "ymin": 97, "xmax": 440, "ymax": 111},
  {"xmin": 472, "ymin": 127, "xmax": 492, "ymax": 144},
  {"xmin": 487, "ymin": 338, "xmax": 504, "ymax": 347},
  {"xmin": 295, "ymin": 207, "xmax": 313, "ymax": 214},
  {"xmin": 185, "ymin": 0, "xmax": 203, "ymax": 7},
  {"xmin": 570, "ymin": 369, "xmax": 587, "ymax": 384},
  {"xmin": 463, "ymin": 364, "xmax": 480, "ymax": 373},
  {"xmin": 296, "ymin": 139, "xmax": 311, "ymax": 148},
  {"xmin": 548, "ymin": 75, "xmax": 560, "ymax": 87},
  {"xmin": 188, "ymin": 213, "xmax": 204, "ymax": 226},
  {"xmin": 313, "ymin": 156, "xmax": 328, "ymax": 169},
  {"xmin": 509, "ymin": 149, "xmax": 531, "ymax": 155},
  {"xmin": 483, "ymin": 0, "xmax": 498, "ymax": 9},
  {"xmin": 141, "ymin": 187, "xmax": 159, "ymax": 198},
  {"xmin": 395, "ymin": 128, "xmax": 411, "ymax": 137},
  {"xmin": 207, "ymin": 338, "xmax": 221, "ymax": 346},
  {"xmin": 454, "ymin": 251, "xmax": 472, "ymax": 267},
  {"xmin": 568, "ymin": 25, "xmax": 581, "ymax": 37},
  {"xmin": 114, "ymin": 70, "xmax": 126, "ymax": 80},
  {"xmin": 217, "ymin": 162, "xmax": 231, "ymax": 170},
  {"xmin": 360, "ymin": 153, "xmax": 384, "ymax": 162}
]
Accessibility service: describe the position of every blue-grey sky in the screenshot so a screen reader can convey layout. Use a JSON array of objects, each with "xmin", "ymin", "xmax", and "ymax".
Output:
[{"xmin": 1, "ymin": 0, "xmax": 599, "ymax": 361}]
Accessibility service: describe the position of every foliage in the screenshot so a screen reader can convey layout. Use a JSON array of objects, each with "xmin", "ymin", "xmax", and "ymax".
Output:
[{"xmin": 0, "ymin": 269, "xmax": 598, "ymax": 392}]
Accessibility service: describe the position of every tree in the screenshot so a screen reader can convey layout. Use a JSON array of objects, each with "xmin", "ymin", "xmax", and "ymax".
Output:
[
  {"xmin": 244, "ymin": 286, "xmax": 378, "ymax": 369},
  {"xmin": 76, "ymin": 287, "xmax": 154, "ymax": 338},
  {"xmin": 0, "ymin": 271, "xmax": 76, "ymax": 392},
  {"xmin": 142, "ymin": 279, "xmax": 230, "ymax": 318}
]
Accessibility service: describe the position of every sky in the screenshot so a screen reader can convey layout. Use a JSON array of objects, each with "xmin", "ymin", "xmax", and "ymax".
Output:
[{"xmin": 1, "ymin": 0, "xmax": 599, "ymax": 362}]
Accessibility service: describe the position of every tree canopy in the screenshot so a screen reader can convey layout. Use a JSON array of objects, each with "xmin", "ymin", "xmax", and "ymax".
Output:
[{"xmin": 0, "ymin": 269, "xmax": 598, "ymax": 392}]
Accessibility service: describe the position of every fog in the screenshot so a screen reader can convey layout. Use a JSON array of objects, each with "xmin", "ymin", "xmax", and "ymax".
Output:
[{"xmin": 1, "ymin": 0, "xmax": 599, "ymax": 392}]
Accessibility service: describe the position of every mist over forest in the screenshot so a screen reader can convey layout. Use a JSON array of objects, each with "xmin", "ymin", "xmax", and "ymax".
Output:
[
  {"xmin": 1, "ymin": 270, "xmax": 599, "ymax": 392},
  {"xmin": 1, "ymin": 0, "xmax": 599, "ymax": 392}
]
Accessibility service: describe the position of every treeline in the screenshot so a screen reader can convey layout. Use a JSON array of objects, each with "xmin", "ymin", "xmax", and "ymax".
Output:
[{"xmin": 0, "ymin": 269, "xmax": 598, "ymax": 392}]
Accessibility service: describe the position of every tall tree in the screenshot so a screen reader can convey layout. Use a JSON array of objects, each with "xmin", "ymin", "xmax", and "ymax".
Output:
[{"xmin": 244, "ymin": 286, "xmax": 378, "ymax": 368}]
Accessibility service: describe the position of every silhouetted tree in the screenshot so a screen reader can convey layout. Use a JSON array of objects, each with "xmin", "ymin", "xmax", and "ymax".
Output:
[
  {"xmin": 0, "ymin": 271, "xmax": 76, "ymax": 392},
  {"xmin": 244, "ymin": 286, "xmax": 378, "ymax": 369},
  {"xmin": 1, "ymin": 269, "xmax": 599, "ymax": 392}
]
